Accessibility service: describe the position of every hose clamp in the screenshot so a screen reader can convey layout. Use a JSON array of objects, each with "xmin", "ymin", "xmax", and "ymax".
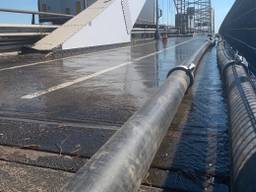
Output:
[
  {"xmin": 167, "ymin": 63, "xmax": 195, "ymax": 88},
  {"xmin": 222, "ymin": 60, "xmax": 248, "ymax": 76}
]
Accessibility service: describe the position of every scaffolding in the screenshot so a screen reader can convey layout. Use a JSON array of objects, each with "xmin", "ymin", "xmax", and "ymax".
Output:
[{"xmin": 173, "ymin": 0, "xmax": 213, "ymax": 34}]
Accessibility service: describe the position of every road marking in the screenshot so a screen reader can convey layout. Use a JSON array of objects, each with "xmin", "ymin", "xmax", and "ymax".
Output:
[
  {"xmin": 0, "ymin": 51, "xmax": 18, "ymax": 56},
  {"xmin": 22, "ymin": 38, "xmax": 196, "ymax": 99},
  {"xmin": 0, "ymin": 41, "xmax": 158, "ymax": 72},
  {"xmin": 0, "ymin": 116, "xmax": 119, "ymax": 131}
]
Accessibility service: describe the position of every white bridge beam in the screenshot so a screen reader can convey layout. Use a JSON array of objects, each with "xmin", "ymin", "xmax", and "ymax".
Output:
[{"xmin": 33, "ymin": 0, "xmax": 148, "ymax": 51}]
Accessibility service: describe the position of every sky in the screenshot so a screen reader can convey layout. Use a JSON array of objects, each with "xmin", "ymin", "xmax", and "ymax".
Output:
[
  {"xmin": 212, "ymin": 0, "xmax": 234, "ymax": 31},
  {"xmin": 0, "ymin": 0, "xmax": 234, "ymax": 31}
]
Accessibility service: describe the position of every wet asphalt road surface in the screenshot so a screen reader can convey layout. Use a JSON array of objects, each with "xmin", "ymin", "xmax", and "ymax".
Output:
[
  {"xmin": 0, "ymin": 36, "xmax": 230, "ymax": 191},
  {"xmin": 0, "ymin": 36, "xmax": 205, "ymax": 125}
]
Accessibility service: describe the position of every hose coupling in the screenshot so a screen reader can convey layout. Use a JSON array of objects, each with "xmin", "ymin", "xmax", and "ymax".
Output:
[{"xmin": 167, "ymin": 63, "xmax": 195, "ymax": 88}]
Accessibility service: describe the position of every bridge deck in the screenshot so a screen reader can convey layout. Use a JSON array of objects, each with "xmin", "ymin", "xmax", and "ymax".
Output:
[{"xmin": 0, "ymin": 37, "xmax": 230, "ymax": 191}]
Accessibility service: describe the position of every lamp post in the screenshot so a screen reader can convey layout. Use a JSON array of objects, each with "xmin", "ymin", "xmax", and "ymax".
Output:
[{"xmin": 155, "ymin": 0, "xmax": 160, "ymax": 39}]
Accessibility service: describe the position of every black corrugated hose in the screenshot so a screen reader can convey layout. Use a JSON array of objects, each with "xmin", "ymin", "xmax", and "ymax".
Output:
[{"xmin": 217, "ymin": 40, "xmax": 256, "ymax": 192}]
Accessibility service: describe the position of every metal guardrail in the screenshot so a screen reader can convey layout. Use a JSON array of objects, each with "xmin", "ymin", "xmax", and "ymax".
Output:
[
  {"xmin": 0, "ymin": 7, "xmax": 66, "ymax": 52},
  {"xmin": 0, "ymin": 24, "xmax": 58, "ymax": 52},
  {"xmin": 0, "ymin": 8, "xmax": 74, "ymax": 24},
  {"xmin": 0, "ymin": 8, "xmax": 74, "ymax": 17},
  {"xmin": 0, "ymin": 35, "xmax": 42, "ymax": 53},
  {"xmin": 131, "ymin": 28, "xmax": 157, "ymax": 34},
  {"xmin": 0, "ymin": 24, "xmax": 58, "ymax": 33},
  {"xmin": 0, "ymin": 7, "xmax": 65, "ymax": 52}
]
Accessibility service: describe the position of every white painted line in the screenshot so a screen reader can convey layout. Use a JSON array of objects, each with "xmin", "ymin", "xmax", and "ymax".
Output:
[
  {"xmin": 0, "ymin": 51, "xmax": 18, "ymax": 56},
  {"xmin": 22, "ymin": 38, "xmax": 196, "ymax": 99},
  {"xmin": 21, "ymin": 62, "xmax": 130, "ymax": 99},
  {"xmin": 0, "ymin": 58, "xmax": 60, "ymax": 72},
  {"xmin": 0, "ymin": 41, "xmax": 157, "ymax": 72}
]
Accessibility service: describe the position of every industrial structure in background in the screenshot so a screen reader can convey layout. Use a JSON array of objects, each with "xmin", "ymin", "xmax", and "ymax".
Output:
[
  {"xmin": 0, "ymin": 0, "xmax": 214, "ymax": 53},
  {"xmin": 174, "ymin": 0, "xmax": 213, "ymax": 34},
  {"xmin": 38, "ymin": 0, "xmax": 156, "ymax": 27},
  {"xmin": 38, "ymin": 0, "xmax": 213, "ymax": 35}
]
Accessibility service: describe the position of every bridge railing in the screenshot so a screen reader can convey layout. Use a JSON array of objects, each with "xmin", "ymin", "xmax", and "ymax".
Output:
[
  {"xmin": 0, "ymin": 8, "xmax": 72, "ymax": 52},
  {"xmin": 0, "ymin": 8, "xmax": 74, "ymax": 25}
]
